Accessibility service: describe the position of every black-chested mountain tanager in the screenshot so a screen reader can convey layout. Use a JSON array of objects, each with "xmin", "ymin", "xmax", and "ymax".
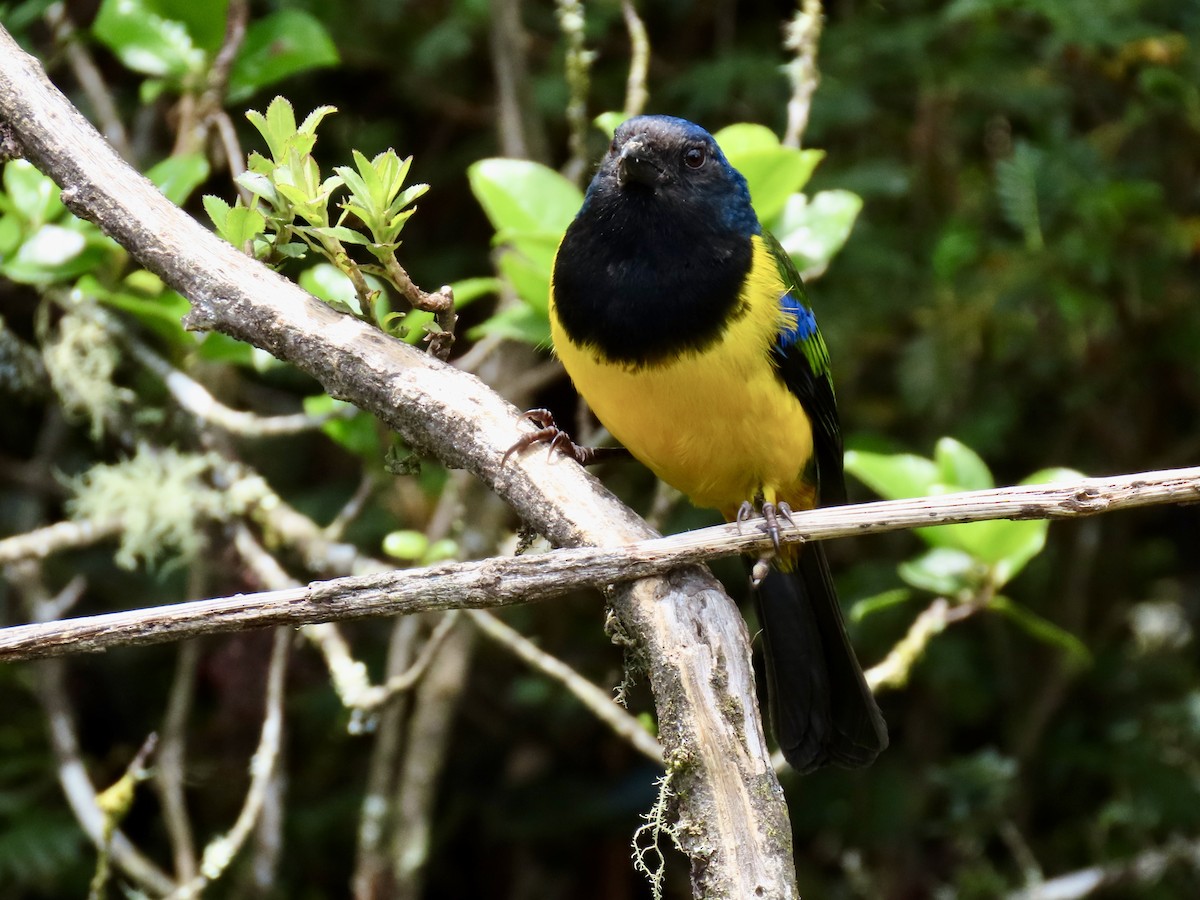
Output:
[{"xmin": 517, "ymin": 115, "xmax": 888, "ymax": 773}]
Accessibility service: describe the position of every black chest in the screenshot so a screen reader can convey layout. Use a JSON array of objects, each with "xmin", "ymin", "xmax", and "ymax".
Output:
[{"xmin": 552, "ymin": 199, "xmax": 753, "ymax": 366}]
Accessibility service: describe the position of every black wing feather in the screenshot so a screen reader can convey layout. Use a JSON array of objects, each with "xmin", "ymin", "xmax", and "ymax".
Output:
[{"xmin": 756, "ymin": 233, "xmax": 888, "ymax": 771}]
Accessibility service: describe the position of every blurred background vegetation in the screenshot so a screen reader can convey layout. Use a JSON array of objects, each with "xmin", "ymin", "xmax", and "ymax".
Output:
[{"xmin": 1, "ymin": 0, "xmax": 1199, "ymax": 897}]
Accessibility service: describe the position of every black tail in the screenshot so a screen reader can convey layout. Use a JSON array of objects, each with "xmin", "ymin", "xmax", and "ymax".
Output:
[{"xmin": 755, "ymin": 544, "xmax": 888, "ymax": 773}]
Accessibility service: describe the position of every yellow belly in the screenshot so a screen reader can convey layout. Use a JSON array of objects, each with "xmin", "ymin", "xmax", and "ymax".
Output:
[{"xmin": 549, "ymin": 238, "xmax": 816, "ymax": 519}]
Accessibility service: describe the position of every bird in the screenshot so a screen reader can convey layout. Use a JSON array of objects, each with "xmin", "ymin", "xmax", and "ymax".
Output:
[{"xmin": 520, "ymin": 114, "xmax": 887, "ymax": 773}]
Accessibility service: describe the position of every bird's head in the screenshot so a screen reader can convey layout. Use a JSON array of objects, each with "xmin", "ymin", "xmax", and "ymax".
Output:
[{"xmin": 583, "ymin": 115, "xmax": 760, "ymax": 239}]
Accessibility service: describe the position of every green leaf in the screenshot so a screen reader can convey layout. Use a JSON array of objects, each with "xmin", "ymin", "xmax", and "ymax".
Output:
[
  {"xmin": 772, "ymin": 189, "xmax": 862, "ymax": 275},
  {"xmin": 468, "ymin": 303, "xmax": 551, "ymax": 347},
  {"xmin": 202, "ymin": 194, "xmax": 231, "ymax": 229},
  {"xmin": 898, "ymin": 547, "xmax": 981, "ymax": 595},
  {"xmin": 1022, "ymin": 467, "xmax": 1087, "ymax": 486},
  {"xmin": 205, "ymin": 196, "xmax": 265, "ymax": 247},
  {"xmin": 89, "ymin": 279, "xmax": 192, "ymax": 345},
  {"xmin": 845, "ymin": 449, "xmax": 940, "ymax": 500},
  {"xmin": 424, "ymin": 538, "xmax": 459, "ymax": 564},
  {"xmin": 2, "ymin": 159, "xmax": 64, "ymax": 226},
  {"xmin": 850, "ymin": 588, "xmax": 913, "ymax": 623},
  {"xmin": 447, "ymin": 277, "xmax": 501, "ymax": 306},
  {"xmin": 3, "ymin": 224, "xmax": 88, "ymax": 283},
  {"xmin": 319, "ymin": 406, "xmax": 379, "ymax": 458},
  {"xmin": 594, "ymin": 111, "xmax": 624, "ymax": 138},
  {"xmin": 934, "ymin": 437, "xmax": 994, "ymax": 491},
  {"xmin": 996, "ymin": 140, "xmax": 1044, "ymax": 250},
  {"xmin": 195, "ymin": 332, "xmax": 259, "ymax": 366},
  {"xmin": 234, "ymin": 171, "xmax": 279, "ymax": 207},
  {"xmin": 0, "ymin": 215, "xmax": 22, "ymax": 256},
  {"xmin": 228, "ymin": 9, "xmax": 340, "ymax": 102},
  {"xmin": 497, "ymin": 238, "xmax": 558, "ymax": 313},
  {"xmin": 382, "ymin": 530, "xmax": 429, "ymax": 561},
  {"xmin": 925, "ymin": 518, "xmax": 1044, "ymax": 578},
  {"xmin": 334, "ymin": 149, "xmax": 427, "ymax": 245},
  {"xmin": 949, "ymin": 467, "xmax": 1085, "ymax": 585},
  {"xmin": 92, "ymin": 0, "xmax": 206, "ymax": 81},
  {"xmin": 991, "ymin": 596, "xmax": 1091, "ymax": 669},
  {"xmin": 146, "ymin": 153, "xmax": 209, "ymax": 206},
  {"xmin": 151, "ymin": 0, "xmax": 228, "ymax": 51},
  {"xmin": 468, "ymin": 158, "xmax": 582, "ymax": 238},
  {"xmin": 246, "ymin": 96, "xmax": 298, "ymax": 162},
  {"xmin": 715, "ymin": 123, "xmax": 823, "ymax": 222}
]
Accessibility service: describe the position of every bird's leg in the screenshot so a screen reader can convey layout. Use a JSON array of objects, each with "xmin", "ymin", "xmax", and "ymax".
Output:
[
  {"xmin": 738, "ymin": 496, "xmax": 798, "ymax": 586},
  {"xmin": 501, "ymin": 408, "xmax": 630, "ymax": 467}
]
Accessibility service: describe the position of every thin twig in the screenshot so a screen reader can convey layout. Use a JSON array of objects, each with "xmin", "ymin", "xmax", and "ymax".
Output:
[
  {"xmin": 2, "ymin": 466, "xmax": 1197, "ymax": 662},
  {"xmin": 235, "ymin": 521, "xmax": 446, "ymax": 712},
  {"xmin": 389, "ymin": 617, "xmax": 474, "ymax": 899},
  {"xmin": 44, "ymin": 3, "xmax": 131, "ymax": 161},
  {"xmin": 10, "ymin": 562, "xmax": 176, "ymax": 896},
  {"xmin": 324, "ymin": 472, "xmax": 377, "ymax": 542},
  {"xmin": 351, "ymin": 618, "xmax": 419, "ymax": 899},
  {"xmin": 1008, "ymin": 835, "xmax": 1200, "ymax": 900},
  {"xmin": 487, "ymin": 0, "xmax": 547, "ymax": 160},
  {"xmin": 782, "ymin": 0, "xmax": 824, "ymax": 149},
  {"xmin": 621, "ymin": 0, "xmax": 650, "ymax": 119},
  {"xmin": 173, "ymin": 0, "xmax": 248, "ymax": 158},
  {"xmin": 96, "ymin": 304, "xmax": 340, "ymax": 437},
  {"xmin": 89, "ymin": 732, "xmax": 160, "ymax": 900},
  {"xmin": 866, "ymin": 594, "xmax": 989, "ymax": 690},
  {"xmin": 251, "ymin": 766, "xmax": 286, "ymax": 894},
  {"xmin": 168, "ymin": 627, "xmax": 290, "ymax": 899},
  {"xmin": 203, "ymin": 0, "xmax": 248, "ymax": 103},
  {"xmin": 556, "ymin": 0, "xmax": 596, "ymax": 185},
  {"xmin": 211, "ymin": 109, "xmax": 251, "ymax": 205},
  {"xmin": 468, "ymin": 609, "xmax": 663, "ymax": 762},
  {"xmin": 0, "ymin": 518, "xmax": 121, "ymax": 565},
  {"xmin": 157, "ymin": 640, "xmax": 201, "ymax": 884}
]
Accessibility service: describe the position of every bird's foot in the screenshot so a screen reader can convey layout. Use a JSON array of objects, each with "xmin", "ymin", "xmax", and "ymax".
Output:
[
  {"xmin": 502, "ymin": 408, "xmax": 628, "ymax": 467},
  {"xmin": 737, "ymin": 499, "xmax": 797, "ymax": 586}
]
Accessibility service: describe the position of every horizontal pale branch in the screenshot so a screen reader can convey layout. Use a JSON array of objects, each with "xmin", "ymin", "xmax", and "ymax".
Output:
[{"xmin": 3, "ymin": 465, "xmax": 1196, "ymax": 663}]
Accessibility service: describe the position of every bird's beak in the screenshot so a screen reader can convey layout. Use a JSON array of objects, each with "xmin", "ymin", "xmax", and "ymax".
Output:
[{"xmin": 616, "ymin": 138, "xmax": 660, "ymax": 188}]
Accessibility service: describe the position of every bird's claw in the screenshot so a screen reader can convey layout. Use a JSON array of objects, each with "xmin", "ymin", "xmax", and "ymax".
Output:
[
  {"xmin": 502, "ymin": 409, "xmax": 627, "ymax": 467},
  {"xmin": 737, "ymin": 499, "xmax": 797, "ymax": 584}
]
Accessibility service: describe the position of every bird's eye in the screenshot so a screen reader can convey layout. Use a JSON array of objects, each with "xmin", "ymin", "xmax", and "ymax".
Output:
[{"xmin": 684, "ymin": 146, "xmax": 706, "ymax": 169}]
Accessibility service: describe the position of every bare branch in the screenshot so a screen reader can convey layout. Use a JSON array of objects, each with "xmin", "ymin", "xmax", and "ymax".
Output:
[
  {"xmin": 621, "ymin": 0, "xmax": 650, "ymax": 118},
  {"xmin": 79, "ymin": 303, "xmax": 339, "ymax": 438},
  {"xmin": 3, "ymin": 466, "xmax": 1197, "ymax": 663},
  {"xmin": 556, "ymin": 0, "xmax": 595, "ymax": 184},
  {"xmin": 352, "ymin": 617, "xmax": 421, "ymax": 899},
  {"xmin": 782, "ymin": 0, "xmax": 824, "ymax": 149},
  {"xmin": 0, "ymin": 518, "xmax": 120, "ymax": 565},
  {"xmin": 389, "ymin": 617, "xmax": 473, "ymax": 899},
  {"xmin": 10, "ymin": 562, "xmax": 176, "ymax": 896},
  {"xmin": 156, "ymin": 640, "xmax": 201, "ymax": 884},
  {"xmin": 168, "ymin": 627, "xmax": 290, "ymax": 899},
  {"xmin": 1008, "ymin": 836, "xmax": 1200, "ymax": 900},
  {"xmin": 468, "ymin": 609, "xmax": 664, "ymax": 762},
  {"xmin": 866, "ymin": 594, "xmax": 989, "ymax": 691},
  {"xmin": 44, "ymin": 3, "xmax": 131, "ymax": 161}
]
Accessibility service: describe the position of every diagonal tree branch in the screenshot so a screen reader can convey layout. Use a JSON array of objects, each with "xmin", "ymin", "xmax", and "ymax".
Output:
[{"xmin": 0, "ymin": 27, "xmax": 796, "ymax": 898}]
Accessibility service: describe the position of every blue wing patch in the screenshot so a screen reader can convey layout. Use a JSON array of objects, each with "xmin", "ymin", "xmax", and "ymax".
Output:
[{"xmin": 777, "ymin": 292, "xmax": 818, "ymax": 350}]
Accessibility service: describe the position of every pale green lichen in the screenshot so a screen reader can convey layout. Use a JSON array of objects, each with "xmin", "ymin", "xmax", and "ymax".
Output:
[
  {"xmin": 67, "ymin": 444, "xmax": 250, "ymax": 570},
  {"xmin": 41, "ymin": 312, "xmax": 132, "ymax": 440},
  {"xmin": 631, "ymin": 763, "xmax": 684, "ymax": 900}
]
